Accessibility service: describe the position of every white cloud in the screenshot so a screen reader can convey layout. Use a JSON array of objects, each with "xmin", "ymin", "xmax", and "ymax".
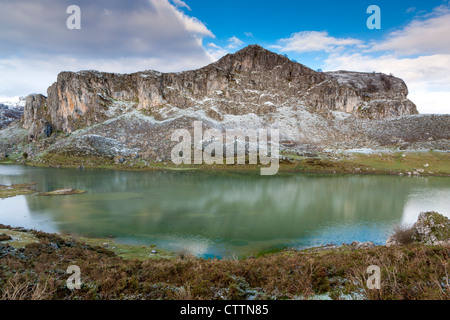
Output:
[
  {"xmin": 244, "ymin": 32, "xmax": 254, "ymax": 38},
  {"xmin": 370, "ymin": 4, "xmax": 450, "ymax": 55},
  {"xmin": 272, "ymin": 31, "xmax": 363, "ymax": 54},
  {"xmin": 0, "ymin": 0, "xmax": 215, "ymax": 97},
  {"xmin": 272, "ymin": 4, "xmax": 450, "ymax": 115},
  {"xmin": 0, "ymin": 53, "xmax": 216, "ymax": 97},
  {"xmin": 171, "ymin": 0, "xmax": 191, "ymax": 11},
  {"xmin": 227, "ymin": 36, "xmax": 244, "ymax": 49},
  {"xmin": 205, "ymin": 43, "xmax": 229, "ymax": 61}
]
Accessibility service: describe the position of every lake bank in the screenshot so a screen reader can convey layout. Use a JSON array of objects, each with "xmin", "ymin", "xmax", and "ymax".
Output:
[
  {"xmin": 1, "ymin": 150, "xmax": 449, "ymax": 177},
  {"xmin": 0, "ymin": 223, "xmax": 448, "ymax": 300}
]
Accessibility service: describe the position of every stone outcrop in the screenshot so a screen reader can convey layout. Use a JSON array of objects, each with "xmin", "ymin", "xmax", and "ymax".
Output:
[
  {"xmin": 20, "ymin": 45, "xmax": 418, "ymax": 140},
  {"xmin": 386, "ymin": 212, "xmax": 450, "ymax": 247}
]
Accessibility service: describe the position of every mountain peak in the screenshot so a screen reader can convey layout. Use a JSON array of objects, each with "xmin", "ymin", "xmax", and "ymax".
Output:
[{"xmin": 214, "ymin": 44, "xmax": 312, "ymax": 73}]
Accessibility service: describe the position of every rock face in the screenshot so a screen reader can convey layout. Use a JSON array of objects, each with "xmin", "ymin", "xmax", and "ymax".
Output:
[
  {"xmin": 387, "ymin": 212, "xmax": 450, "ymax": 247},
  {"xmin": 20, "ymin": 45, "xmax": 418, "ymax": 139},
  {"xmin": 3, "ymin": 45, "xmax": 448, "ymax": 161}
]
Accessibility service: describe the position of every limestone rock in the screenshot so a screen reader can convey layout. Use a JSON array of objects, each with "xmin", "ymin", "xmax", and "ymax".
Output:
[
  {"xmin": 386, "ymin": 212, "xmax": 450, "ymax": 246},
  {"xmin": 3, "ymin": 45, "xmax": 448, "ymax": 160},
  {"xmin": 21, "ymin": 45, "xmax": 418, "ymax": 135},
  {"xmin": 411, "ymin": 212, "xmax": 450, "ymax": 246},
  {"xmin": 351, "ymin": 241, "xmax": 376, "ymax": 249}
]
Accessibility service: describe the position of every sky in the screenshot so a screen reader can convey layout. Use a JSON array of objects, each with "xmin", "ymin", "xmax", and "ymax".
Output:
[{"xmin": 0, "ymin": 0, "xmax": 449, "ymax": 114}]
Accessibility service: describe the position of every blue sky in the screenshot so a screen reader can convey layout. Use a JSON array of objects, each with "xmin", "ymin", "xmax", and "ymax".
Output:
[
  {"xmin": 187, "ymin": 0, "xmax": 446, "ymax": 69},
  {"xmin": 0, "ymin": 0, "xmax": 449, "ymax": 113},
  {"xmin": 189, "ymin": 0, "xmax": 438, "ymax": 46}
]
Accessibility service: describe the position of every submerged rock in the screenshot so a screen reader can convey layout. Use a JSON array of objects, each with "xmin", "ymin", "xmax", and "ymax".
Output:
[{"xmin": 37, "ymin": 188, "xmax": 87, "ymax": 196}]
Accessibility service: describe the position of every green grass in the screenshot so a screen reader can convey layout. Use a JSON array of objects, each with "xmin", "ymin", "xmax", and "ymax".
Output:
[
  {"xmin": 68, "ymin": 236, "xmax": 175, "ymax": 261},
  {"xmin": 0, "ymin": 229, "xmax": 40, "ymax": 248},
  {"xmin": 342, "ymin": 151, "xmax": 450, "ymax": 175},
  {"xmin": 3, "ymin": 149, "xmax": 449, "ymax": 177}
]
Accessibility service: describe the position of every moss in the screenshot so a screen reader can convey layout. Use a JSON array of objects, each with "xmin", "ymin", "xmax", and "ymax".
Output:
[
  {"xmin": 0, "ymin": 229, "xmax": 39, "ymax": 248},
  {"xmin": 71, "ymin": 236, "xmax": 175, "ymax": 261}
]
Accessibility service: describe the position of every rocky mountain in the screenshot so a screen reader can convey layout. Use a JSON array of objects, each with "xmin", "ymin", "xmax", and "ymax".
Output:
[{"xmin": 1, "ymin": 45, "xmax": 449, "ymax": 161}]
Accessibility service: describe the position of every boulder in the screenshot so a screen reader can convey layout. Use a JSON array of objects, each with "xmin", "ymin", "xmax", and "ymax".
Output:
[
  {"xmin": 386, "ymin": 212, "xmax": 450, "ymax": 246},
  {"xmin": 351, "ymin": 241, "xmax": 376, "ymax": 249}
]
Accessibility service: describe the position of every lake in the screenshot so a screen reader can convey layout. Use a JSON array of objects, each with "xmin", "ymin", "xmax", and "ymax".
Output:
[{"xmin": 0, "ymin": 165, "xmax": 449, "ymax": 258}]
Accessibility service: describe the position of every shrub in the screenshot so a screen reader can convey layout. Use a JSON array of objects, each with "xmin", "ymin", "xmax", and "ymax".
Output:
[{"xmin": 391, "ymin": 225, "xmax": 415, "ymax": 245}]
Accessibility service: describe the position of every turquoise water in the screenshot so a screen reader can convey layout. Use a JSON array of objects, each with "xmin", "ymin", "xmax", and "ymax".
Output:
[{"xmin": 0, "ymin": 165, "xmax": 449, "ymax": 258}]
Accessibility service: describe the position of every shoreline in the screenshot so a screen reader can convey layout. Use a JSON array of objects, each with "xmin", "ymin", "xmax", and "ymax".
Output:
[
  {"xmin": 1, "ymin": 149, "xmax": 449, "ymax": 177},
  {"xmin": 0, "ymin": 223, "xmax": 448, "ymax": 300}
]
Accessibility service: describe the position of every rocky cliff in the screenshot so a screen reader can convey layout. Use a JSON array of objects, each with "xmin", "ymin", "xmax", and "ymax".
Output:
[
  {"xmin": 2, "ymin": 45, "xmax": 449, "ymax": 161},
  {"xmin": 21, "ymin": 45, "xmax": 418, "ymax": 138}
]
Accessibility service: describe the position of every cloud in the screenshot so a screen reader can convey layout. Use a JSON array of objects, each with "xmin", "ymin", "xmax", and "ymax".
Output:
[
  {"xmin": 269, "ymin": 4, "xmax": 450, "ymax": 114},
  {"xmin": 0, "ymin": 0, "xmax": 216, "ymax": 96},
  {"xmin": 244, "ymin": 32, "xmax": 254, "ymax": 38},
  {"xmin": 227, "ymin": 36, "xmax": 244, "ymax": 49},
  {"xmin": 0, "ymin": 54, "xmax": 217, "ymax": 97},
  {"xmin": 205, "ymin": 43, "xmax": 229, "ymax": 61},
  {"xmin": 370, "ymin": 3, "xmax": 450, "ymax": 55},
  {"xmin": 171, "ymin": 0, "xmax": 191, "ymax": 11},
  {"xmin": 272, "ymin": 31, "xmax": 363, "ymax": 54},
  {"xmin": 0, "ymin": 0, "xmax": 214, "ymax": 58},
  {"xmin": 322, "ymin": 4, "xmax": 450, "ymax": 114}
]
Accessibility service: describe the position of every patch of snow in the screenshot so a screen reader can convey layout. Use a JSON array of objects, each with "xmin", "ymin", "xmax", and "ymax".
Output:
[
  {"xmin": 0, "ymin": 96, "xmax": 26, "ymax": 108},
  {"xmin": 331, "ymin": 111, "xmax": 352, "ymax": 120}
]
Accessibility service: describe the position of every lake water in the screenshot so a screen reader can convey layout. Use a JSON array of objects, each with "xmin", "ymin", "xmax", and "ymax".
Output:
[{"xmin": 0, "ymin": 165, "xmax": 449, "ymax": 258}]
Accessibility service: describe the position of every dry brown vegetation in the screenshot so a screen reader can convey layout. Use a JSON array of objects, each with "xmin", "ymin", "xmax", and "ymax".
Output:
[
  {"xmin": 0, "ymin": 227, "xmax": 448, "ymax": 300},
  {"xmin": 390, "ymin": 225, "xmax": 415, "ymax": 245}
]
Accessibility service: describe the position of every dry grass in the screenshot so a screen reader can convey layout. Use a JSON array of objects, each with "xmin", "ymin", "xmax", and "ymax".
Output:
[
  {"xmin": 390, "ymin": 225, "xmax": 415, "ymax": 245},
  {"xmin": 1, "ymin": 274, "xmax": 55, "ymax": 300},
  {"xmin": 0, "ymin": 226, "xmax": 448, "ymax": 300}
]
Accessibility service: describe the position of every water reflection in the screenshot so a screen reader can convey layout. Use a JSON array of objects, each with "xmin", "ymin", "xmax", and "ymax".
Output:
[{"xmin": 0, "ymin": 165, "xmax": 449, "ymax": 257}]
